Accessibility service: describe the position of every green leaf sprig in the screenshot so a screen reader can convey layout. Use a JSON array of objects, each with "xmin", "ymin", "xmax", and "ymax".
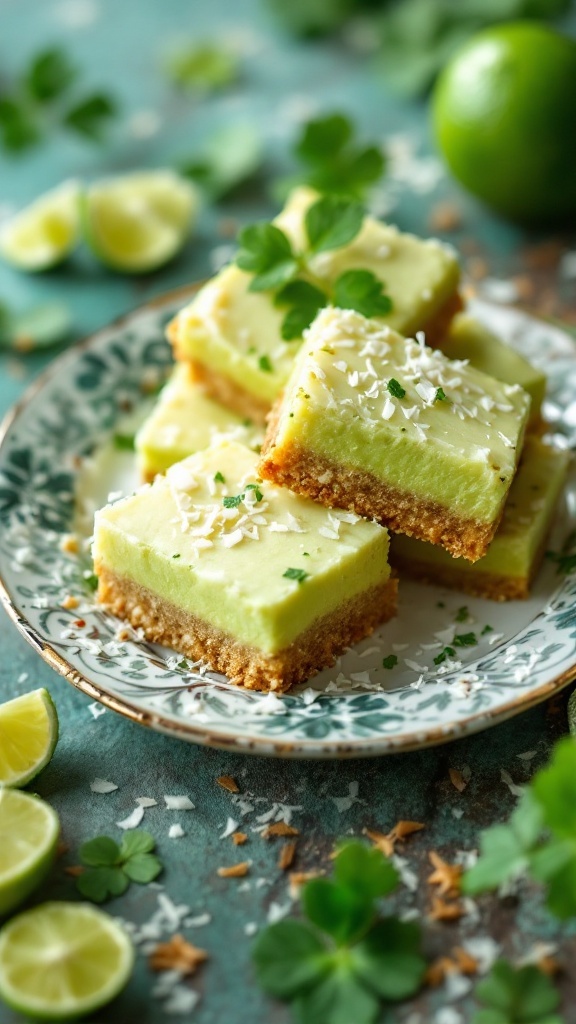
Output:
[
  {"xmin": 252, "ymin": 840, "xmax": 425, "ymax": 1024},
  {"xmin": 236, "ymin": 195, "xmax": 392, "ymax": 341},
  {"xmin": 278, "ymin": 112, "xmax": 385, "ymax": 200},
  {"xmin": 76, "ymin": 829, "xmax": 162, "ymax": 903},
  {"xmin": 463, "ymin": 737, "xmax": 576, "ymax": 919},
  {"xmin": 163, "ymin": 42, "xmax": 239, "ymax": 93},
  {"xmin": 0, "ymin": 46, "xmax": 117, "ymax": 153},
  {"xmin": 0, "ymin": 301, "xmax": 72, "ymax": 353},
  {"xmin": 472, "ymin": 959, "xmax": 564, "ymax": 1024}
]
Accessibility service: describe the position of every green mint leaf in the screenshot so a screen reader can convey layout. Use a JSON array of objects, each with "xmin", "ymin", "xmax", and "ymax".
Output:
[
  {"xmin": 302, "ymin": 878, "xmax": 374, "ymax": 946},
  {"xmin": 334, "ymin": 841, "xmax": 399, "ymax": 901},
  {"xmin": 293, "ymin": 967, "xmax": 380, "ymax": 1024},
  {"xmin": 433, "ymin": 646, "xmax": 456, "ymax": 666},
  {"xmin": 214, "ymin": 472, "xmax": 225, "ymax": 484},
  {"xmin": 63, "ymin": 93, "xmax": 116, "ymax": 140},
  {"xmin": 258, "ymin": 355, "xmax": 273, "ymax": 372},
  {"xmin": 113, "ymin": 434, "xmax": 135, "ymax": 451},
  {"xmin": 333, "ymin": 269, "xmax": 392, "ymax": 318},
  {"xmin": 223, "ymin": 494, "xmax": 243, "ymax": 508},
  {"xmin": 435, "ymin": 387, "xmax": 447, "ymax": 402},
  {"xmin": 164, "ymin": 43, "xmax": 238, "ymax": 92},
  {"xmin": 244, "ymin": 483, "xmax": 264, "ymax": 501},
  {"xmin": 481, "ymin": 624, "xmax": 494, "ymax": 635},
  {"xmin": 275, "ymin": 279, "xmax": 328, "ymax": 309},
  {"xmin": 296, "ymin": 113, "xmax": 352, "ymax": 163},
  {"xmin": 281, "ymin": 305, "xmax": 322, "ymax": 341},
  {"xmin": 123, "ymin": 852, "xmax": 162, "ymax": 884},
  {"xmin": 24, "ymin": 47, "xmax": 77, "ymax": 102},
  {"xmin": 252, "ymin": 919, "xmax": 330, "ymax": 999},
  {"xmin": 119, "ymin": 829, "xmax": 155, "ymax": 860},
  {"xmin": 462, "ymin": 791, "xmax": 543, "ymax": 896},
  {"xmin": 453, "ymin": 632, "xmax": 477, "ymax": 647},
  {"xmin": 473, "ymin": 961, "xmax": 562, "ymax": 1024},
  {"xmin": 382, "ymin": 655, "xmax": 398, "ymax": 670},
  {"xmin": 172, "ymin": 554, "xmax": 181, "ymax": 559},
  {"xmin": 79, "ymin": 835, "xmax": 121, "ymax": 867},
  {"xmin": 0, "ymin": 97, "xmax": 41, "ymax": 152},
  {"xmin": 387, "ymin": 378, "xmax": 405, "ymax": 399},
  {"xmin": 531, "ymin": 736, "xmax": 576, "ymax": 839},
  {"xmin": 283, "ymin": 567, "xmax": 309, "ymax": 583},
  {"xmin": 236, "ymin": 222, "xmax": 296, "ymax": 290},
  {"xmin": 180, "ymin": 124, "xmax": 263, "ymax": 200},
  {"xmin": 76, "ymin": 865, "xmax": 128, "ymax": 903},
  {"xmin": 84, "ymin": 571, "xmax": 99, "ymax": 592},
  {"xmin": 352, "ymin": 918, "xmax": 425, "ymax": 1001},
  {"xmin": 455, "ymin": 606, "xmax": 469, "ymax": 622},
  {"xmin": 305, "ymin": 196, "xmax": 364, "ymax": 253}
]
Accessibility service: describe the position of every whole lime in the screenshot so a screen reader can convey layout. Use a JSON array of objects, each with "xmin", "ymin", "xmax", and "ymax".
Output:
[{"xmin": 432, "ymin": 22, "xmax": 576, "ymax": 224}]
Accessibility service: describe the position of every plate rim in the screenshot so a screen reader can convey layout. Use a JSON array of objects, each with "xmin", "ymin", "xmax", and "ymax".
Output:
[{"xmin": 1, "ymin": 288, "xmax": 575, "ymax": 759}]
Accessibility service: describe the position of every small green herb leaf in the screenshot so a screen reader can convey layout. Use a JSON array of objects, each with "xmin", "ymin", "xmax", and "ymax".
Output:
[
  {"xmin": 305, "ymin": 196, "xmax": 364, "ymax": 253},
  {"xmin": 293, "ymin": 967, "xmax": 380, "ymax": 1024},
  {"xmin": 24, "ymin": 47, "xmax": 77, "ymax": 102},
  {"xmin": 433, "ymin": 645, "xmax": 456, "ymax": 665},
  {"xmin": 283, "ymin": 567, "xmax": 309, "ymax": 583},
  {"xmin": 252, "ymin": 919, "xmax": 330, "ymax": 998},
  {"xmin": 244, "ymin": 483, "xmax": 264, "ymax": 501},
  {"xmin": 472, "ymin": 960, "xmax": 563, "ymax": 1024},
  {"xmin": 79, "ymin": 835, "xmax": 120, "ymax": 867},
  {"xmin": 180, "ymin": 123, "xmax": 263, "ymax": 200},
  {"xmin": 463, "ymin": 791, "xmax": 543, "ymax": 896},
  {"xmin": 236, "ymin": 223, "xmax": 297, "ymax": 292},
  {"xmin": 113, "ymin": 434, "xmax": 135, "ymax": 451},
  {"xmin": 296, "ymin": 113, "xmax": 352, "ymax": 163},
  {"xmin": 334, "ymin": 842, "xmax": 399, "ymax": 902},
  {"xmin": 76, "ymin": 865, "xmax": 129, "ymax": 903},
  {"xmin": 258, "ymin": 354, "xmax": 273, "ymax": 372},
  {"xmin": 164, "ymin": 43, "xmax": 238, "ymax": 92},
  {"xmin": 63, "ymin": 93, "xmax": 116, "ymax": 140},
  {"xmin": 302, "ymin": 878, "xmax": 374, "ymax": 946},
  {"xmin": 435, "ymin": 387, "xmax": 447, "ymax": 402},
  {"xmin": 382, "ymin": 655, "xmax": 398, "ymax": 670},
  {"xmin": 455, "ymin": 606, "xmax": 469, "ymax": 622},
  {"xmin": 285, "ymin": 112, "xmax": 385, "ymax": 199},
  {"xmin": 333, "ymin": 269, "xmax": 392, "ymax": 318},
  {"xmin": 0, "ymin": 97, "xmax": 40, "ymax": 152},
  {"xmin": 387, "ymin": 378, "xmax": 405, "ymax": 399},
  {"xmin": 223, "ymin": 494, "xmax": 243, "ymax": 509},
  {"xmin": 353, "ymin": 918, "xmax": 425, "ymax": 1001},
  {"xmin": 453, "ymin": 632, "xmax": 477, "ymax": 647},
  {"xmin": 119, "ymin": 830, "xmax": 155, "ymax": 859},
  {"xmin": 122, "ymin": 852, "xmax": 162, "ymax": 884},
  {"xmin": 214, "ymin": 471, "xmax": 225, "ymax": 484}
]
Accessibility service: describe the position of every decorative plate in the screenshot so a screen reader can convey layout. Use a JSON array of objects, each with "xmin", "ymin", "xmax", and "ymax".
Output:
[{"xmin": 1, "ymin": 289, "xmax": 576, "ymax": 758}]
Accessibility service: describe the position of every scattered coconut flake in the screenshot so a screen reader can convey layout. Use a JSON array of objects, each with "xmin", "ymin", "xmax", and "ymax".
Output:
[
  {"xmin": 220, "ymin": 817, "xmax": 240, "ymax": 839},
  {"xmin": 164, "ymin": 796, "xmax": 195, "ymax": 810},
  {"xmin": 117, "ymin": 805, "xmax": 145, "ymax": 830},
  {"xmin": 516, "ymin": 750, "xmax": 537, "ymax": 762},
  {"xmin": 168, "ymin": 824, "xmax": 185, "ymax": 839},
  {"xmin": 500, "ymin": 769, "xmax": 524, "ymax": 797},
  {"xmin": 88, "ymin": 701, "xmax": 106, "ymax": 719},
  {"xmin": 244, "ymin": 922, "xmax": 258, "ymax": 936},
  {"xmin": 434, "ymin": 1008, "xmax": 463, "ymax": 1024},
  {"xmin": 90, "ymin": 778, "xmax": 118, "ymax": 794},
  {"xmin": 137, "ymin": 797, "xmax": 158, "ymax": 808},
  {"xmin": 267, "ymin": 901, "xmax": 292, "ymax": 924},
  {"xmin": 164, "ymin": 987, "xmax": 199, "ymax": 1015},
  {"xmin": 185, "ymin": 913, "xmax": 211, "ymax": 928},
  {"xmin": 330, "ymin": 781, "xmax": 361, "ymax": 813}
]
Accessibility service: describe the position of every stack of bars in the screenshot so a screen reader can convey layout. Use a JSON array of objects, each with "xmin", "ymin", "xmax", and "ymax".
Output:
[{"xmin": 93, "ymin": 188, "xmax": 569, "ymax": 693}]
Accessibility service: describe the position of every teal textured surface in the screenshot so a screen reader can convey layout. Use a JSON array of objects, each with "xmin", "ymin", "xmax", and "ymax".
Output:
[{"xmin": 1, "ymin": 2, "xmax": 576, "ymax": 1021}]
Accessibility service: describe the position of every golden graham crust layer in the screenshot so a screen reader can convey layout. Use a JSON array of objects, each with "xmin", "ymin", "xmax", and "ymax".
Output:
[
  {"xmin": 96, "ymin": 565, "xmax": 398, "ymax": 694},
  {"xmin": 259, "ymin": 401, "xmax": 499, "ymax": 563},
  {"xmin": 168, "ymin": 291, "xmax": 464, "ymax": 427},
  {"xmin": 391, "ymin": 555, "xmax": 529, "ymax": 601}
]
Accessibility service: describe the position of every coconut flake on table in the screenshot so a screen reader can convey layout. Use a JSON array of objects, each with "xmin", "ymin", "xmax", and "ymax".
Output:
[
  {"xmin": 137, "ymin": 797, "xmax": 158, "ymax": 808},
  {"xmin": 220, "ymin": 817, "xmax": 239, "ymax": 839},
  {"xmin": 168, "ymin": 824, "xmax": 185, "ymax": 839},
  {"xmin": 117, "ymin": 805, "xmax": 145, "ymax": 830},
  {"xmin": 330, "ymin": 781, "xmax": 361, "ymax": 814},
  {"xmin": 90, "ymin": 778, "xmax": 118, "ymax": 794},
  {"xmin": 88, "ymin": 701, "xmax": 106, "ymax": 719},
  {"xmin": 500, "ymin": 769, "xmax": 524, "ymax": 797},
  {"xmin": 267, "ymin": 901, "xmax": 292, "ymax": 924},
  {"xmin": 184, "ymin": 913, "xmax": 211, "ymax": 928},
  {"xmin": 164, "ymin": 795, "xmax": 195, "ymax": 810}
]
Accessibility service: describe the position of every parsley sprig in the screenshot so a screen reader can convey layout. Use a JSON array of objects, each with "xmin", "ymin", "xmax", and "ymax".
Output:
[
  {"xmin": 463, "ymin": 738, "xmax": 576, "ymax": 918},
  {"xmin": 278, "ymin": 112, "xmax": 385, "ymax": 200},
  {"xmin": 0, "ymin": 46, "xmax": 116, "ymax": 153},
  {"xmin": 252, "ymin": 841, "xmax": 425, "ymax": 1024},
  {"xmin": 236, "ymin": 195, "xmax": 392, "ymax": 340},
  {"xmin": 76, "ymin": 829, "xmax": 162, "ymax": 903},
  {"xmin": 472, "ymin": 960, "xmax": 564, "ymax": 1024}
]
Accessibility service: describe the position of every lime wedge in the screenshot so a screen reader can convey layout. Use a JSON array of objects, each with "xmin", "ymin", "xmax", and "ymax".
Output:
[
  {"xmin": 0, "ymin": 688, "xmax": 59, "ymax": 787},
  {"xmin": 0, "ymin": 902, "xmax": 134, "ymax": 1019},
  {"xmin": 83, "ymin": 170, "xmax": 199, "ymax": 273},
  {"xmin": 0, "ymin": 789, "xmax": 60, "ymax": 916},
  {"xmin": 0, "ymin": 180, "xmax": 80, "ymax": 271}
]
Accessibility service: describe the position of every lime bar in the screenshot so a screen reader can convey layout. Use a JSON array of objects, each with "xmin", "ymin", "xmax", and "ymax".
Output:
[
  {"xmin": 169, "ymin": 186, "xmax": 461, "ymax": 421},
  {"xmin": 260, "ymin": 307, "xmax": 531, "ymax": 562},
  {"xmin": 93, "ymin": 441, "xmax": 396, "ymax": 692},
  {"xmin": 135, "ymin": 365, "xmax": 264, "ymax": 480},
  {"xmin": 440, "ymin": 313, "xmax": 546, "ymax": 427},
  {"xmin": 391, "ymin": 437, "xmax": 569, "ymax": 600}
]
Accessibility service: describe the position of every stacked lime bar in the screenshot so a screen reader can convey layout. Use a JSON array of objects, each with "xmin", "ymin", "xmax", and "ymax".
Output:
[{"xmin": 92, "ymin": 189, "xmax": 567, "ymax": 692}]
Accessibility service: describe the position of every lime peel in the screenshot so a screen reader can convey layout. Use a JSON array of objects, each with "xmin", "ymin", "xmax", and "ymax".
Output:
[
  {"xmin": 0, "ymin": 179, "xmax": 80, "ymax": 271},
  {"xmin": 0, "ymin": 687, "xmax": 59, "ymax": 787},
  {"xmin": 0, "ymin": 789, "xmax": 60, "ymax": 916}
]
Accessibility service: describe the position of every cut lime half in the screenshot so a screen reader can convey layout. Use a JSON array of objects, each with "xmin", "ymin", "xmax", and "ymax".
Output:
[
  {"xmin": 0, "ymin": 687, "xmax": 59, "ymax": 787},
  {"xmin": 0, "ymin": 901, "xmax": 134, "ymax": 1019},
  {"xmin": 0, "ymin": 789, "xmax": 60, "ymax": 917},
  {"xmin": 83, "ymin": 170, "xmax": 199, "ymax": 273},
  {"xmin": 0, "ymin": 180, "xmax": 80, "ymax": 271}
]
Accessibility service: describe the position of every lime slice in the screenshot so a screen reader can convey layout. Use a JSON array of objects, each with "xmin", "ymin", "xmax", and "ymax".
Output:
[
  {"xmin": 0, "ymin": 688, "xmax": 59, "ymax": 787},
  {"xmin": 83, "ymin": 170, "xmax": 199, "ymax": 273},
  {"xmin": 0, "ymin": 901, "xmax": 134, "ymax": 1019},
  {"xmin": 0, "ymin": 789, "xmax": 60, "ymax": 916},
  {"xmin": 0, "ymin": 180, "xmax": 80, "ymax": 271}
]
